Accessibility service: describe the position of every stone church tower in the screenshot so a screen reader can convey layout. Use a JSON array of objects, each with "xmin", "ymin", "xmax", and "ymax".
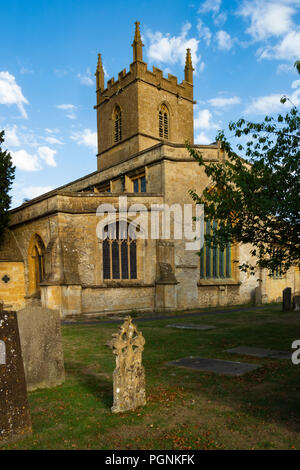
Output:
[
  {"xmin": 95, "ymin": 21, "xmax": 194, "ymax": 171},
  {"xmin": 0, "ymin": 22, "xmax": 297, "ymax": 317}
]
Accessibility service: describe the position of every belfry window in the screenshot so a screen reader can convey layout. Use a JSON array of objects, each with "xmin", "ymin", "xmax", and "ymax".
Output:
[
  {"xmin": 132, "ymin": 173, "xmax": 146, "ymax": 193},
  {"xmin": 159, "ymin": 104, "xmax": 169, "ymax": 139},
  {"xmin": 114, "ymin": 106, "xmax": 122, "ymax": 143},
  {"xmin": 103, "ymin": 221, "xmax": 137, "ymax": 280},
  {"xmin": 200, "ymin": 220, "xmax": 231, "ymax": 279}
]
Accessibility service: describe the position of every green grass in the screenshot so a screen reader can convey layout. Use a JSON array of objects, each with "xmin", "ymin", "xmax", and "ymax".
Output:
[{"xmin": 3, "ymin": 304, "xmax": 300, "ymax": 450}]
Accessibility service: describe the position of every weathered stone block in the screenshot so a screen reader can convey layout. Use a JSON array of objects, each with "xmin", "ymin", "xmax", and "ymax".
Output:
[
  {"xmin": 0, "ymin": 310, "xmax": 32, "ymax": 444},
  {"xmin": 16, "ymin": 307, "xmax": 65, "ymax": 392},
  {"xmin": 283, "ymin": 287, "xmax": 292, "ymax": 311},
  {"xmin": 108, "ymin": 316, "xmax": 146, "ymax": 413},
  {"xmin": 293, "ymin": 293, "xmax": 300, "ymax": 311}
]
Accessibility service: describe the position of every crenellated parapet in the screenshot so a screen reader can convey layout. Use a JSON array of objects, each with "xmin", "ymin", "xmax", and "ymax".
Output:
[{"xmin": 96, "ymin": 60, "xmax": 193, "ymax": 107}]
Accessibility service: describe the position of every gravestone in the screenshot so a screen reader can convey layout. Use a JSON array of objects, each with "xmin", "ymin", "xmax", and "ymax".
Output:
[
  {"xmin": 283, "ymin": 287, "xmax": 292, "ymax": 311},
  {"xmin": 254, "ymin": 286, "xmax": 262, "ymax": 305},
  {"xmin": 166, "ymin": 323, "xmax": 215, "ymax": 330},
  {"xmin": 108, "ymin": 316, "xmax": 146, "ymax": 413},
  {"xmin": 16, "ymin": 307, "xmax": 65, "ymax": 392},
  {"xmin": 168, "ymin": 356, "xmax": 261, "ymax": 377},
  {"xmin": 0, "ymin": 309, "xmax": 32, "ymax": 444},
  {"xmin": 225, "ymin": 346, "xmax": 290, "ymax": 360}
]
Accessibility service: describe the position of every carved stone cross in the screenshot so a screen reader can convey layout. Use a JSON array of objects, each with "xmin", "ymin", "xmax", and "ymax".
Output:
[{"xmin": 108, "ymin": 316, "xmax": 146, "ymax": 413}]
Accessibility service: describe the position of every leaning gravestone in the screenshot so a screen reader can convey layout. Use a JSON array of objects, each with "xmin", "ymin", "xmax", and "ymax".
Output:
[
  {"xmin": 283, "ymin": 287, "xmax": 292, "ymax": 311},
  {"xmin": 0, "ymin": 308, "xmax": 32, "ymax": 444},
  {"xmin": 16, "ymin": 307, "xmax": 65, "ymax": 392},
  {"xmin": 108, "ymin": 316, "xmax": 146, "ymax": 413}
]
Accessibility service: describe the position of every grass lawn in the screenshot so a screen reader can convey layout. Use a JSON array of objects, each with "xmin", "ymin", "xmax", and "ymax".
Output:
[{"xmin": 3, "ymin": 304, "xmax": 300, "ymax": 450}]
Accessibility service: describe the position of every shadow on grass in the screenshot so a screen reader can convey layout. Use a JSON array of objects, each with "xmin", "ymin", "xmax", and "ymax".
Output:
[{"xmin": 65, "ymin": 360, "xmax": 113, "ymax": 410}]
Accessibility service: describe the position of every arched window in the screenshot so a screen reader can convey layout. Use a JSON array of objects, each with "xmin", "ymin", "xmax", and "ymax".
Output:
[
  {"xmin": 159, "ymin": 104, "xmax": 169, "ymax": 139},
  {"xmin": 113, "ymin": 105, "xmax": 122, "ymax": 143},
  {"xmin": 28, "ymin": 234, "xmax": 46, "ymax": 295},
  {"xmin": 103, "ymin": 221, "xmax": 137, "ymax": 280},
  {"xmin": 200, "ymin": 220, "xmax": 231, "ymax": 279}
]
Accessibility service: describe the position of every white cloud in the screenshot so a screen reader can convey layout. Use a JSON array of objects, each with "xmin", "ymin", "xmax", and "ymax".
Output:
[
  {"xmin": 4, "ymin": 125, "xmax": 20, "ymax": 147},
  {"xmin": 197, "ymin": 19, "xmax": 212, "ymax": 46},
  {"xmin": 208, "ymin": 96, "xmax": 241, "ymax": 107},
  {"xmin": 199, "ymin": 0, "xmax": 222, "ymax": 14},
  {"xmin": 56, "ymin": 104, "xmax": 76, "ymax": 110},
  {"xmin": 22, "ymin": 186, "xmax": 54, "ymax": 200},
  {"xmin": 78, "ymin": 69, "xmax": 94, "ymax": 86},
  {"xmin": 194, "ymin": 131, "xmax": 213, "ymax": 145},
  {"xmin": 0, "ymin": 71, "xmax": 29, "ymax": 119},
  {"xmin": 146, "ymin": 23, "xmax": 204, "ymax": 72},
  {"xmin": 11, "ymin": 149, "xmax": 41, "ymax": 171},
  {"xmin": 239, "ymin": 1, "xmax": 296, "ymax": 41},
  {"xmin": 245, "ymin": 88, "xmax": 300, "ymax": 115},
  {"xmin": 20, "ymin": 66, "xmax": 33, "ymax": 75},
  {"xmin": 259, "ymin": 29, "xmax": 300, "ymax": 61},
  {"xmin": 56, "ymin": 103, "xmax": 77, "ymax": 120},
  {"xmin": 44, "ymin": 136, "xmax": 64, "ymax": 145},
  {"xmin": 194, "ymin": 108, "xmax": 219, "ymax": 130},
  {"xmin": 10, "ymin": 145, "xmax": 57, "ymax": 171},
  {"xmin": 216, "ymin": 30, "xmax": 233, "ymax": 51},
  {"xmin": 292, "ymin": 79, "xmax": 300, "ymax": 89},
  {"xmin": 71, "ymin": 128, "xmax": 97, "ymax": 150},
  {"xmin": 37, "ymin": 146, "xmax": 57, "ymax": 167}
]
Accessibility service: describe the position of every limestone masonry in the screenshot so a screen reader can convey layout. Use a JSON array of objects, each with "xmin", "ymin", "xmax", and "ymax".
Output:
[{"xmin": 0, "ymin": 22, "xmax": 298, "ymax": 317}]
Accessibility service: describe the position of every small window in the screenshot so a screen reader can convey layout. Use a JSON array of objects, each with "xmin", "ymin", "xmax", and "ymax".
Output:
[
  {"xmin": 113, "ymin": 106, "xmax": 122, "ymax": 143},
  {"xmin": 132, "ymin": 174, "xmax": 146, "ymax": 193},
  {"xmin": 96, "ymin": 183, "xmax": 111, "ymax": 193},
  {"xmin": 159, "ymin": 104, "xmax": 169, "ymax": 139}
]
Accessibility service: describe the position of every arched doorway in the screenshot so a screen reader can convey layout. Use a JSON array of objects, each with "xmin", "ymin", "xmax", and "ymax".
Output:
[{"xmin": 28, "ymin": 234, "xmax": 46, "ymax": 296}]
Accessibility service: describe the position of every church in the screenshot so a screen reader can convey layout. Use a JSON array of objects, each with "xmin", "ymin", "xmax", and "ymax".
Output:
[{"xmin": 0, "ymin": 22, "xmax": 297, "ymax": 318}]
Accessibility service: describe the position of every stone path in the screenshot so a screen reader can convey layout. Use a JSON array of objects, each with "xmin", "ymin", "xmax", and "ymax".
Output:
[
  {"xmin": 225, "ymin": 346, "xmax": 290, "ymax": 360},
  {"xmin": 168, "ymin": 356, "xmax": 262, "ymax": 377},
  {"xmin": 166, "ymin": 323, "xmax": 215, "ymax": 330}
]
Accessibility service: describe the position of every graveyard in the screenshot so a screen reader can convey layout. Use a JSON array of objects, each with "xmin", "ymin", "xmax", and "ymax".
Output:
[{"xmin": 1, "ymin": 302, "xmax": 299, "ymax": 450}]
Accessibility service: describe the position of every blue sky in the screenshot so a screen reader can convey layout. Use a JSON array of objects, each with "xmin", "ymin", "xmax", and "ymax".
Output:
[{"xmin": 1, "ymin": 0, "xmax": 299, "ymax": 208}]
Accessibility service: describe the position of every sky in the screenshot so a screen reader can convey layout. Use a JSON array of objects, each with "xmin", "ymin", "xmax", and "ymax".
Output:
[{"xmin": 1, "ymin": 0, "xmax": 300, "ymax": 208}]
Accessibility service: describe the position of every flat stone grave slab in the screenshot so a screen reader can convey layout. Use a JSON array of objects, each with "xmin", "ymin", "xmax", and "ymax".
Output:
[
  {"xmin": 225, "ymin": 346, "xmax": 290, "ymax": 360},
  {"xmin": 166, "ymin": 323, "xmax": 215, "ymax": 330},
  {"xmin": 168, "ymin": 356, "xmax": 262, "ymax": 377}
]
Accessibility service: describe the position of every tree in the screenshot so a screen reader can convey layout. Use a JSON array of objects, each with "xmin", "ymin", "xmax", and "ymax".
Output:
[
  {"xmin": 188, "ymin": 104, "xmax": 300, "ymax": 276},
  {"xmin": 0, "ymin": 131, "xmax": 15, "ymax": 244}
]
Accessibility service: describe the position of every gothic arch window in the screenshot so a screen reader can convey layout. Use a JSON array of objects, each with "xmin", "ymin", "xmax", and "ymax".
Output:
[
  {"xmin": 113, "ymin": 105, "xmax": 122, "ymax": 143},
  {"xmin": 159, "ymin": 104, "xmax": 169, "ymax": 139},
  {"xmin": 28, "ymin": 234, "xmax": 46, "ymax": 295},
  {"xmin": 103, "ymin": 221, "xmax": 137, "ymax": 280},
  {"xmin": 200, "ymin": 220, "xmax": 232, "ymax": 279}
]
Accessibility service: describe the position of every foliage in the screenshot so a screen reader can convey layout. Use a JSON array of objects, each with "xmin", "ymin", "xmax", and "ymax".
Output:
[
  {"xmin": 0, "ymin": 131, "xmax": 15, "ymax": 244},
  {"xmin": 188, "ymin": 105, "xmax": 300, "ymax": 275}
]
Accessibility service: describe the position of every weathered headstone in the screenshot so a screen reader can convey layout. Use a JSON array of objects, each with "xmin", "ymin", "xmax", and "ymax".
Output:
[
  {"xmin": 254, "ymin": 286, "xmax": 262, "ymax": 305},
  {"xmin": 283, "ymin": 287, "xmax": 292, "ymax": 311},
  {"xmin": 293, "ymin": 293, "xmax": 300, "ymax": 311},
  {"xmin": 108, "ymin": 316, "xmax": 146, "ymax": 413},
  {"xmin": 0, "ymin": 310, "xmax": 32, "ymax": 444},
  {"xmin": 16, "ymin": 307, "xmax": 65, "ymax": 392}
]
